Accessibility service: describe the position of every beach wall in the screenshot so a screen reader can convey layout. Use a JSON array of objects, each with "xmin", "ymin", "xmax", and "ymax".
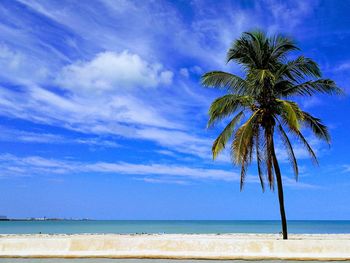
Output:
[{"xmin": 0, "ymin": 234, "xmax": 350, "ymax": 260}]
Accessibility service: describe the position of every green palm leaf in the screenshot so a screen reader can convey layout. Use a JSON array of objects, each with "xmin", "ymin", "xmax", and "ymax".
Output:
[
  {"xmin": 207, "ymin": 94, "xmax": 253, "ymax": 128},
  {"xmin": 282, "ymin": 79, "xmax": 343, "ymax": 97},
  {"xmin": 278, "ymin": 124, "xmax": 299, "ymax": 180},
  {"xmin": 276, "ymin": 56, "xmax": 321, "ymax": 81},
  {"xmin": 255, "ymin": 128, "xmax": 265, "ymax": 191},
  {"xmin": 202, "ymin": 71, "xmax": 248, "ymax": 94},
  {"xmin": 231, "ymin": 110, "xmax": 259, "ymax": 165},
  {"xmin": 302, "ymin": 111, "xmax": 331, "ymax": 144},
  {"xmin": 270, "ymin": 35, "xmax": 299, "ymax": 61},
  {"xmin": 212, "ymin": 111, "xmax": 244, "ymax": 159},
  {"xmin": 277, "ymin": 99, "xmax": 303, "ymax": 131},
  {"xmin": 294, "ymin": 130, "xmax": 319, "ymax": 165}
]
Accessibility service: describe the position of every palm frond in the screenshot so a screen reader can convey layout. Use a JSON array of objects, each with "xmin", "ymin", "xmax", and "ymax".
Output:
[
  {"xmin": 227, "ymin": 31, "xmax": 268, "ymax": 68},
  {"xmin": 243, "ymin": 31, "xmax": 267, "ymax": 68},
  {"xmin": 277, "ymin": 99, "xmax": 303, "ymax": 131},
  {"xmin": 249, "ymin": 68, "xmax": 275, "ymax": 84},
  {"xmin": 293, "ymin": 130, "xmax": 319, "ymax": 165},
  {"xmin": 208, "ymin": 94, "xmax": 253, "ymax": 128},
  {"xmin": 231, "ymin": 111, "xmax": 260, "ymax": 190},
  {"xmin": 282, "ymin": 79, "xmax": 343, "ymax": 97},
  {"xmin": 302, "ymin": 111, "xmax": 331, "ymax": 144},
  {"xmin": 277, "ymin": 124, "xmax": 299, "ymax": 180},
  {"xmin": 212, "ymin": 111, "xmax": 244, "ymax": 159},
  {"xmin": 276, "ymin": 56, "xmax": 321, "ymax": 82},
  {"xmin": 255, "ymin": 128, "xmax": 265, "ymax": 191},
  {"xmin": 270, "ymin": 35, "xmax": 299, "ymax": 61},
  {"xmin": 201, "ymin": 71, "xmax": 248, "ymax": 94},
  {"xmin": 240, "ymin": 121, "xmax": 258, "ymax": 192},
  {"xmin": 227, "ymin": 36, "xmax": 255, "ymax": 66},
  {"xmin": 231, "ymin": 110, "xmax": 259, "ymax": 165},
  {"xmin": 239, "ymin": 155, "xmax": 250, "ymax": 191}
]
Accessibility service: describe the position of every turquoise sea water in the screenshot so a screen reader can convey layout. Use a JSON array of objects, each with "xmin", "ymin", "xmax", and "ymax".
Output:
[{"xmin": 1, "ymin": 220, "xmax": 350, "ymax": 234}]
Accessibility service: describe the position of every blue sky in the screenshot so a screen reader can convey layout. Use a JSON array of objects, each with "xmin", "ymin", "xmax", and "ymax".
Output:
[{"xmin": 0, "ymin": 0, "xmax": 349, "ymax": 220}]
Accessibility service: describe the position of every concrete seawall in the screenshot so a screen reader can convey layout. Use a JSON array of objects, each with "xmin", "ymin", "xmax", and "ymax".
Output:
[{"xmin": 0, "ymin": 234, "xmax": 350, "ymax": 260}]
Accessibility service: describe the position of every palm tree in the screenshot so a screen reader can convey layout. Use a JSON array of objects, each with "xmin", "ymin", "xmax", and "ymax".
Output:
[{"xmin": 202, "ymin": 31, "xmax": 342, "ymax": 239}]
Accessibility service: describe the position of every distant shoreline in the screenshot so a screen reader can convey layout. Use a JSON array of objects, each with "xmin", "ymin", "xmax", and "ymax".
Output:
[
  {"xmin": 0, "ymin": 219, "xmax": 90, "ymax": 221},
  {"xmin": 0, "ymin": 234, "xmax": 349, "ymax": 260}
]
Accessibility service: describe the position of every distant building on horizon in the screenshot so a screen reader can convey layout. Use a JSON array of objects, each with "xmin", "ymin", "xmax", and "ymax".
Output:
[{"xmin": 0, "ymin": 215, "xmax": 8, "ymax": 221}]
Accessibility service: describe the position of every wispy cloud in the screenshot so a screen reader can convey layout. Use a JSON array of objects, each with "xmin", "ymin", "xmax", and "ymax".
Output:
[
  {"xmin": 0, "ymin": 153, "xmax": 318, "ymax": 189},
  {"xmin": 334, "ymin": 61, "xmax": 350, "ymax": 72},
  {"xmin": 0, "ymin": 126, "xmax": 119, "ymax": 148},
  {"xmin": 133, "ymin": 177, "xmax": 190, "ymax": 185},
  {"xmin": 282, "ymin": 176, "xmax": 320, "ymax": 189},
  {"xmin": 262, "ymin": 0, "xmax": 319, "ymax": 33},
  {"xmin": 343, "ymin": 165, "xmax": 350, "ymax": 173},
  {"xmin": 0, "ymin": 153, "xmax": 239, "ymax": 182}
]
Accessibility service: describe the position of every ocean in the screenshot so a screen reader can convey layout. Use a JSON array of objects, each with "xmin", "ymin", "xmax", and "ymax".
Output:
[{"xmin": 0, "ymin": 220, "xmax": 350, "ymax": 234}]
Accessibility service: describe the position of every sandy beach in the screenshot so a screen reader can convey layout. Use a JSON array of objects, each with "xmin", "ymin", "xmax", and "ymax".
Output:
[{"xmin": 0, "ymin": 233, "xmax": 349, "ymax": 260}]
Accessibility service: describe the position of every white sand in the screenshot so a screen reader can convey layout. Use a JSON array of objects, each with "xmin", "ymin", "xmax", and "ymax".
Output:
[{"xmin": 0, "ymin": 233, "xmax": 350, "ymax": 260}]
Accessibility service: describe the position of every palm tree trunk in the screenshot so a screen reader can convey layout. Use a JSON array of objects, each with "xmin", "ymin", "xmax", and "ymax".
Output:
[{"xmin": 271, "ymin": 137, "xmax": 288, "ymax": 240}]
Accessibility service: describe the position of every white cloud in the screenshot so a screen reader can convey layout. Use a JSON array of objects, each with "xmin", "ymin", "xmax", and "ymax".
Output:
[
  {"xmin": 300, "ymin": 97, "xmax": 323, "ymax": 109},
  {"xmin": 191, "ymin": 66, "xmax": 203, "ymax": 75},
  {"xmin": 280, "ymin": 176, "xmax": 319, "ymax": 189},
  {"xmin": 179, "ymin": 68, "xmax": 189, "ymax": 78},
  {"xmin": 0, "ymin": 153, "xmax": 239, "ymax": 182},
  {"xmin": 0, "ymin": 44, "xmax": 22, "ymax": 69},
  {"xmin": 133, "ymin": 177, "xmax": 190, "ymax": 185},
  {"xmin": 334, "ymin": 61, "xmax": 350, "ymax": 72},
  {"xmin": 0, "ymin": 44, "xmax": 49, "ymax": 84},
  {"xmin": 0, "ymin": 154, "xmax": 75, "ymax": 176},
  {"xmin": 0, "ymin": 72, "xmax": 183, "ymax": 144},
  {"xmin": 179, "ymin": 66, "xmax": 203, "ymax": 78},
  {"xmin": 0, "ymin": 126, "xmax": 63, "ymax": 143},
  {"xmin": 343, "ymin": 165, "xmax": 350, "ymax": 173},
  {"xmin": 262, "ymin": 0, "xmax": 319, "ymax": 33},
  {"xmin": 156, "ymin": 150, "xmax": 178, "ymax": 157},
  {"xmin": 135, "ymin": 127, "xmax": 210, "ymax": 156},
  {"xmin": 85, "ymin": 161, "xmax": 238, "ymax": 181},
  {"xmin": 0, "ymin": 126, "xmax": 120, "ymax": 148},
  {"xmin": 0, "ymin": 153, "xmax": 317, "ymax": 188},
  {"xmin": 57, "ymin": 51, "xmax": 173, "ymax": 92}
]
